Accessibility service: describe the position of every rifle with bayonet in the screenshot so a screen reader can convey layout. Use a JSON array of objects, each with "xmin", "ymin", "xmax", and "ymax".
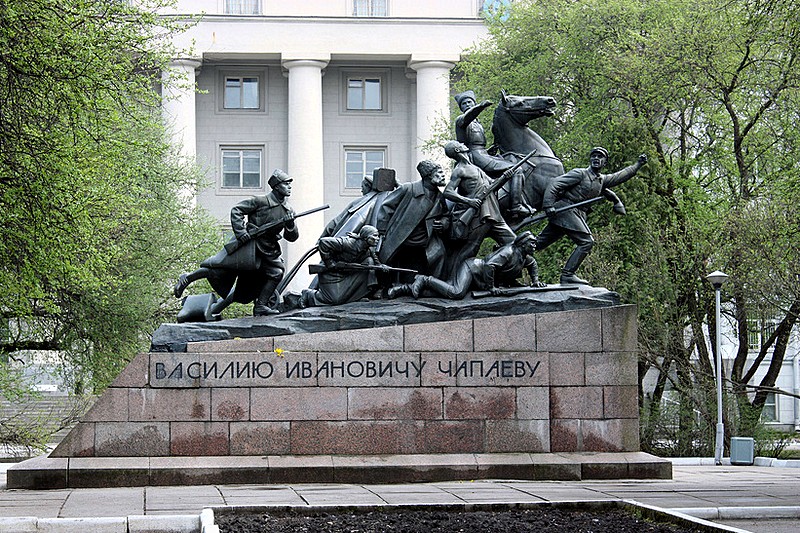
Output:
[
  {"xmin": 471, "ymin": 284, "xmax": 579, "ymax": 299},
  {"xmin": 224, "ymin": 204, "xmax": 330, "ymax": 255},
  {"xmin": 451, "ymin": 150, "xmax": 537, "ymax": 239},
  {"xmin": 308, "ymin": 262, "xmax": 418, "ymax": 276},
  {"xmin": 510, "ymin": 196, "xmax": 605, "ymax": 232}
]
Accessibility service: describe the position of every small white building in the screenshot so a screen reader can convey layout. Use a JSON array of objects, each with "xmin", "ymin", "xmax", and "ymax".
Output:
[
  {"xmin": 157, "ymin": 1, "xmax": 494, "ymax": 287},
  {"xmin": 642, "ymin": 314, "xmax": 800, "ymax": 434},
  {"xmin": 733, "ymin": 317, "xmax": 800, "ymax": 432}
]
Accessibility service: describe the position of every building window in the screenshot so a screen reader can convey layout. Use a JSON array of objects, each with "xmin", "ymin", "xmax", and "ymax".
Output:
[
  {"xmin": 747, "ymin": 318, "xmax": 778, "ymax": 351},
  {"xmin": 225, "ymin": 0, "xmax": 260, "ymax": 15},
  {"xmin": 345, "ymin": 148, "xmax": 385, "ymax": 190},
  {"xmin": 222, "ymin": 149, "xmax": 262, "ymax": 189},
  {"xmin": 747, "ymin": 319, "xmax": 760, "ymax": 350},
  {"xmin": 761, "ymin": 392, "xmax": 778, "ymax": 422},
  {"xmin": 347, "ymin": 77, "xmax": 382, "ymax": 111},
  {"xmin": 353, "ymin": 0, "xmax": 387, "ymax": 17},
  {"xmin": 224, "ymin": 76, "xmax": 259, "ymax": 109}
]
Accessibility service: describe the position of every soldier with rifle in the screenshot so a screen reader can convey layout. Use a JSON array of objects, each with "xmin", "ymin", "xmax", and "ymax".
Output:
[
  {"xmin": 174, "ymin": 169, "xmax": 327, "ymax": 318},
  {"xmin": 291, "ymin": 225, "xmax": 414, "ymax": 308},
  {"xmin": 537, "ymin": 147, "xmax": 647, "ymax": 285},
  {"xmin": 388, "ymin": 231, "xmax": 544, "ymax": 300},
  {"xmin": 441, "ymin": 140, "xmax": 520, "ymax": 279}
]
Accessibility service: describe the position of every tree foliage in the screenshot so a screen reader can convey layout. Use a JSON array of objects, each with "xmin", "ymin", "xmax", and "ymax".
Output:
[
  {"xmin": 456, "ymin": 0, "xmax": 800, "ymax": 453},
  {"xmin": 0, "ymin": 0, "xmax": 219, "ymax": 423}
]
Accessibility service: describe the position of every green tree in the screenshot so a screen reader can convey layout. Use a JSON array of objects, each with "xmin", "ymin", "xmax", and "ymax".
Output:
[
  {"xmin": 0, "ymin": 0, "xmax": 219, "ymax": 448},
  {"xmin": 456, "ymin": 0, "xmax": 800, "ymax": 454}
]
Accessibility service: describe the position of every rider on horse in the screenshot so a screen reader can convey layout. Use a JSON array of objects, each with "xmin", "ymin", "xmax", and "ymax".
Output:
[{"xmin": 454, "ymin": 90, "xmax": 534, "ymax": 218}]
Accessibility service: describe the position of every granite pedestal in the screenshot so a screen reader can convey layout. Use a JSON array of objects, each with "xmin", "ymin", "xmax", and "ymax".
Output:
[{"xmin": 8, "ymin": 299, "xmax": 671, "ymax": 488}]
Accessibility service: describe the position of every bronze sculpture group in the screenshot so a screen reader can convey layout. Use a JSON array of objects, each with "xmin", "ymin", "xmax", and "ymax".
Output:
[{"xmin": 175, "ymin": 91, "xmax": 647, "ymax": 321}]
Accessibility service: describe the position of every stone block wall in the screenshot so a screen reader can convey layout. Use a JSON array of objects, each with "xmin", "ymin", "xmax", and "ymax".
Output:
[{"xmin": 51, "ymin": 305, "xmax": 639, "ymax": 458}]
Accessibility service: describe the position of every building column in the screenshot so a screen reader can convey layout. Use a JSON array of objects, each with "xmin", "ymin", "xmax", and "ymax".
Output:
[
  {"xmin": 282, "ymin": 58, "xmax": 329, "ymax": 291},
  {"xmin": 161, "ymin": 58, "xmax": 202, "ymax": 206},
  {"xmin": 408, "ymin": 59, "xmax": 456, "ymax": 167}
]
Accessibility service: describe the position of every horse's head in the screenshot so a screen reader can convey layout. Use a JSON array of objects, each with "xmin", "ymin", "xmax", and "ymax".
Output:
[{"xmin": 497, "ymin": 90, "xmax": 557, "ymax": 124}]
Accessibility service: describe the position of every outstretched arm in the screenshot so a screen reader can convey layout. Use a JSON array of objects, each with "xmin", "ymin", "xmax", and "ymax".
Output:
[
  {"xmin": 455, "ymin": 100, "xmax": 492, "ymax": 132},
  {"xmin": 603, "ymin": 154, "xmax": 648, "ymax": 189}
]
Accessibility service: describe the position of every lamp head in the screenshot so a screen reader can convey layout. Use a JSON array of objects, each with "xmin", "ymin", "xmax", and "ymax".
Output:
[{"xmin": 706, "ymin": 270, "xmax": 729, "ymax": 289}]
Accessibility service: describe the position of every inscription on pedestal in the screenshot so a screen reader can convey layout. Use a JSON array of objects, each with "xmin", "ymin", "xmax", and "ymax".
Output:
[{"xmin": 149, "ymin": 353, "xmax": 543, "ymax": 388}]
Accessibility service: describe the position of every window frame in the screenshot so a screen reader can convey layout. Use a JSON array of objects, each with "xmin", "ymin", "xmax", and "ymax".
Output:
[
  {"xmin": 761, "ymin": 392, "xmax": 778, "ymax": 423},
  {"xmin": 218, "ymin": 69, "xmax": 267, "ymax": 114},
  {"xmin": 341, "ymin": 69, "xmax": 389, "ymax": 114},
  {"xmin": 352, "ymin": 0, "xmax": 388, "ymax": 17},
  {"xmin": 218, "ymin": 145, "xmax": 266, "ymax": 193},
  {"xmin": 223, "ymin": 0, "xmax": 261, "ymax": 15},
  {"xmin": 342, "ymin": 145, "xmax": 387, "ymax": 195}
]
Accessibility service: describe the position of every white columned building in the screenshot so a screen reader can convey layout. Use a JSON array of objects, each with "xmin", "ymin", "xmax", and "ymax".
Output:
[
  {"xmin": 161, "ymin": 58, "xmax": 202, "ymax": 206},
  {"xmin": 408, "ymin": 58, "xmax": 457, "ymax": 167},
  {"xmin": 157, "ymin": 0, "xmax": 491, "ymax": 302},
  {"xmin": 282, "ymin": 57, "xmax": 330, "ymax": 289}
]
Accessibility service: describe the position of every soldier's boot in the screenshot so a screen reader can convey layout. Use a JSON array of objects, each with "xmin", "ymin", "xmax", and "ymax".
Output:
[
  {"xmin": 283, "ymin": 291, "xmax": 306, "ymax": 310},
  {"xmin": 253, "ymin": 279, "xmax": 281, "ymax": 316},
  {"xmin": 387, "ymin": 284, "xmax": 412, "ymax": 299},
  {"xmin": 410, "ymin": 275, "xmax": 430, "ymax": 299},
  {"xmin": 559, "ymin": 248, "xmax": 590, "ymax": 285},
  {"xmin": 508, "ymin": 171, "xmax": 533, "ymax": 218}
]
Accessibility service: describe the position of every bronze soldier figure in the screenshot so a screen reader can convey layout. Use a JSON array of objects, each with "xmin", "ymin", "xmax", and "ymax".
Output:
[
  {"xmin": 454, "ymin": 90, "xmax": 533, "ymax": 217},
  {"xmin": 442, "ymin": 140, "xmax": 517, "ymax": 278},
  {"xmin": 539, "ymin": 147, "xmax": 647, "ymax": 285},
  {"xmin": 376, "ymin": 160, "xmax": 449, "ymax": 281},
  {"xmin": 389, "ymin": 231, "xmax": 544, "ymax": 300},
  {"xmin": 297, "ymin": 225, "xmax": 388, "ymax": 307},
  {"xmin": 174, "ymin": 169, "xmax": 298, "ymax": 317}
]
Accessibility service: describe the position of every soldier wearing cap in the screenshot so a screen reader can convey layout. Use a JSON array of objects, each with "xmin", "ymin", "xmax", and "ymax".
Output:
[
  {"xmin": 230, "ymin": 169, "xmax": 299, "ymax": 315},
  {"xmin": 454, "ymin": 90, "xmax": 533, "ymax": 217},
  {"xmin": 295, "ymin": 225, "xmax": 386, "ymax": 308},
  {"xmin": 172, "ymin": 169, "xmax": 299, "ymax": 317},
  {"xmin": 539, "ymin": 148, "xmax": 647, "ymax": 285},
  {"xmin": 389, "ymin": 230, "xmax": 545, "ymax": 300}
]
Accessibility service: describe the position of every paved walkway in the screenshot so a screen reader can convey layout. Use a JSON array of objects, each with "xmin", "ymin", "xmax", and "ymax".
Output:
[{"xmin": 1, "ymin": 463, "xmax": 799, "ymax": 532}]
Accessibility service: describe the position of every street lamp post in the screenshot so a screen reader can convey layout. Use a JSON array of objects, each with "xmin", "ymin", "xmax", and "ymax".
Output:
[{"xmin": 707, "ymin": 270, "xmax": 729, "ymax": 465}]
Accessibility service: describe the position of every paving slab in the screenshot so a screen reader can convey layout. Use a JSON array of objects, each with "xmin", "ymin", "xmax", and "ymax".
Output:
[
  {"xmin": 0, "ymin": 505, "xmax": 63, "ymax": 518},
  {"xmin": 218, "ymin": 486, "xmax": 306, "ymax": 506},
  {"xmin": 60, "ymin": 487, "xmax": 144, "ymax": 518},
  {"xmin": 717, "ymin": 518, "xmax": 798, "ymax": 533},
  {"xmin": 367, "ymin": 492, "xmax": 466, "ymax": 505}
]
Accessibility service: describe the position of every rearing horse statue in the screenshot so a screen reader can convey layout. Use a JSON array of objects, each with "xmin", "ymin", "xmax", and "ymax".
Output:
[{"xmin": 491, "ymin": 90, "xmax": 565, "ymax": 221}]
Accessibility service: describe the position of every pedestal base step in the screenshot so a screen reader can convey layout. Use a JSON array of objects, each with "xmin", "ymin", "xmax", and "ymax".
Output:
[{"xmin": 8, "ymin": 451, "xmax": 671, "ymax": 489}]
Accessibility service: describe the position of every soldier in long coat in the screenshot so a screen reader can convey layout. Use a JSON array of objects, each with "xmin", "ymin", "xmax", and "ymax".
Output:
[
  {"xmin": 538, "ymin": 147, "xmax": 647, "ymax": 285},
  {"xmin": 174, "ymin": 169, "xmax": 298, "ymax": 317},
  {"xmin": 376, "ymin": 160, "xmax": 449, "ymax": 281}
]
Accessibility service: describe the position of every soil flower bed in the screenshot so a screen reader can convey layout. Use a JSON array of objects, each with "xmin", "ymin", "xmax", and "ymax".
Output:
[{"xmin": 216, "ymin": 507, "xmax": 709, "ymax": 533}]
